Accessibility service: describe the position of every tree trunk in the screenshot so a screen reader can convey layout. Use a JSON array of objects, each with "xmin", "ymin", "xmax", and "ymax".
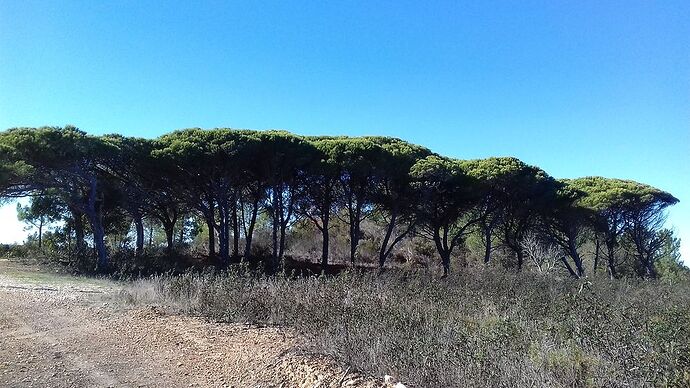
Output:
[
  {"xmin": 639, "ymin": 249, "xmax": 657, "ymax": 279},
  {"xmin": 231, "ymin": 195, "xmax": 240, "ymax": 260},
  {"xmin": 134, "ymin": 216, "xmax": 144, "ymax": 255},
  {"xmin": 516, "ymin": 249, "xmax": 524, "ymax": 272},
  {"xmin": 434, "ymin": 237, "xmax": 452, "ymax": 277},
  {"xmin": 503, "ymin": 227, "xmax": 523, "ymax": 273},
  {"xmin": 433, "ymin": 227, "xmax": 451, "ymax": 277},
  {"xmin": 321, "ymin": 212, "xmax": 330, "ymax": 269},
  {"xmin": 206, "ymin": 213, "xmax": 216, "ymax": 257},
  {"xmin": 198, "ymin": 194, "xmax": 216, "ymax": 258},
  {"xmin": 38, "ymin": 220, "xmax": 43, "ymax": 249},
  {"xmin": 279, "ymin": 223, "xmax": 288, "ymax": 260},
  {"xmin": 567, "ymin": 238, "xmax": 585, "ymax": 277},
  {"xmin": 606, "ymin": 240, "xmax": 618, "ymax": 279},
  {"xmin": 155, "ymin": 204, "xmax": 179, "ymax": 254},
  {"xmin": 483, "ymin": 223, "xmax": 492, "ymax": 264},
  {"xmin": 271, "ymin": 217, "xmax": 279, "ymax": 269},
  {"xmin": 278, "ymin": 186, "xmax": 295, "ymax": 262},
  {"xmin": 592, "ymin": 238, "xmax": 600, "ymax": 273},
  {"xmin": 349, "ymin": 219, "xmax": 359, "ymax": 265},
  {"xmin": 163, "ymin": 223, "xmax": 175, "ymax": 251},
  {"xmin": 87, "ymin": 176, "xmax": 108, "ymax": 271},
  {"xmin": 378, "ymin": 210, "xmax": 397, "ymax": 268},
  {"xmin": 347, "ymin": 198, "xmax": 362, "ymax": 265},
  {"xmin": 243, "ymin": 199, "xmax": 259, "ymax": 260},
  {"xmin": 217, "ymin": 197, "xmax": 229, "ymax": 265},
  {"xmin": 644, "ymin": 257, "xmax": 657, "ymax": 279},
  {"xmin": 440, "ymin": 250, "xmax": 451, "ymax": 277},
  {"xmin": 560, "ymin": 255, "xmax": 578, "ymax": 277},
  {"xmin": 271, "ymin": 188, "xmax": 280, "ymax": 270},
  {"xmin": 349, "ymin": 222, "xmax": 357, "ymax": 265}
]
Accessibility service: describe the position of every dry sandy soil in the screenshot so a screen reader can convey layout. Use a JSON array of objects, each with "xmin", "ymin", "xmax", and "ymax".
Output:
[{"xmin": 0, "ymin": 259, "xmax": 393, "ymax": 388}]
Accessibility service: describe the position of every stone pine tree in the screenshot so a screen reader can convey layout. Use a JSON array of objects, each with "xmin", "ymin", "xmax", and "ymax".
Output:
[
  {"xmin": 568, "ymin": 177, "xmax": 678, "ymax": 278},
  {"xmin": 369, "ymin": 137, "xmax": 430, "ymax": 268},
  {"xmin": 461, "ymin": 157, "xmax": 544, "ymax": 265},
  {"xmin": 16, "ymin": 193, "xmax": 65, "ymax": 249},
  {"xmin": 298, "ymin": 137, "xmax": 344, "ymax": 269},
  {"xmin": 0, "ymin": 126, "xmax": 119, "ymax": 270},
  {"xmin": 410, "ymin": 156, "xmax": 483, "ymax": 276}
]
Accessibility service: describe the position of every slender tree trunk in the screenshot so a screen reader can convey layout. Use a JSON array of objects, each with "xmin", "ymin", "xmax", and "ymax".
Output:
[
  {"xmin": 271, "ymin": 218, "xmax": 279, "ymax": 269},
  {"xmin": 155, "ymin": 205, "xmax": 179, "ymax": 253},
  {"xmin": 278, "ymin": 186, "xmax": 293, "ymax": 261},
  {"xmin": 271, "ymin": 187, "xmax": 280, "ymax": 270},
  {"xmin": 203, "ymin": 195, "xmax": 217, "ymax": 257},
  {"xmin": 606, "ymin": 240, "xmax": 618, "ymax": 279},
  {"xmin": 433, "ymin": 227, "xmax": 451, "ymax": 277},
  {"xmin": 243, "ymin": 199, "xmax": 259, "ymax": 260},
  {"xmin": 503, "ymin": 226, "xmax": 523, "ymax": 272},
  {"xmin": 567, "ymin": 237, "xmax": 585, "ymax": 277},
  {"xmin": 378, "ymin": 210, "xmax": 397, "ymax": 268},
  {"xmin": 38, "ymin": 220, "xmax": 43, "ymax": 249},
  {"xmin": 163, "ymin": 223, "xmax": 175, "ymax": 251},
  {"xmin": 560, "ymin": 256, "xmax": 578, "ymax": 277},
  {"xmin": 349, "ymin": 204, "xmax": 361, "ymax": 265},
  {"xmin": 483, "ymin": 223, "xmax": 492, "ymax": 264},
  {"xmin": 87, "ymin": 177, "xmax": 108, "ymax": 271},
  {"xmin": 349, "ymin": 222, "xmax": 357, "ymax": 265},
  {"xmin": 440, "ymin": 250, "xmax": 451, "ymax": 276},
  {"xmin": 321, "ymin": 212, "xmax": 330, "ymax": 268},
  {"xmin": 592, "ymin": 238, "xmax": 600, "ymax": 273},
  {"xmin": 134, "ymin": 216, "xmax": 144, "ymax": 255},
  {"xmin": 205, "ymin": 213, "xmax": 216, "ymax": 257},
  {"xmin": 644, "ymin": 256, "xmax": 657, "ymax": 279},
  {"xmin": 279, "ymin": 223, "xmax": 287, "ymax": 260},
  {"xmin": 217, "ymin": 206, "xmax": 224, "ymax": 262},
  {"xmin": 638, "ymin": 245, "xmax": 657, "ymax": 279},
  {"xmin": 231, "ymin": 192, "xmax": 240, "ymax": 259},
  {"xmin": 516, "ymin": 249, "xmax": 524, "ymax": 272},
  {"xmin": 218, "ymin": 197, "xmax": 229, "ymax": 264}
]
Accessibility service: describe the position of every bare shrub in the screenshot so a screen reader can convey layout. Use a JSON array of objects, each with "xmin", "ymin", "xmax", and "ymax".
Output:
[
  {"xmin": 122, "ymin": 267, "xmax": 690, "ymax": 387},
  {"xmin": 521, "ymin": 233, "xmax": 560, "ymax": 273}
]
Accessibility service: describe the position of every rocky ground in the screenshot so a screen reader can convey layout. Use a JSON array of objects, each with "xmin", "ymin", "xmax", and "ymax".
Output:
[{"xmin": 0, "ymin": 259, "xmax": 395, "ymax": 388}]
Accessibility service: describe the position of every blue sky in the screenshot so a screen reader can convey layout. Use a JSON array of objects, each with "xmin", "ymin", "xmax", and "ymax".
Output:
[{"xmin": 1, "ymin": 1, "xmax": 688, "ymax": 263}]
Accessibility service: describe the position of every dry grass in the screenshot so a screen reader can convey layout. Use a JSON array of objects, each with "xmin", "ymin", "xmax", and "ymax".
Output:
[{"xmin": 121, "ymin": 266, "xmax": 690, "ymax": 387}]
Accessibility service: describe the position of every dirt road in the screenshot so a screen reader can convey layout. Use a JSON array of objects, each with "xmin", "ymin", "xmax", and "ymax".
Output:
[{"xmin": 0, "ymin": 259, "xmax": 383, "ymax": 388}]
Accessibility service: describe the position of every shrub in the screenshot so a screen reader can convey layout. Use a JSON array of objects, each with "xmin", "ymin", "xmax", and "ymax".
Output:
[{"xmin": 122, "ymin": 267, "xmax": 690, "ymax": 387}]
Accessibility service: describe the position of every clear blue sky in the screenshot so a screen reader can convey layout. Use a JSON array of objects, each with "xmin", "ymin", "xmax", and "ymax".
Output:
[{"xmin": 1, "ymin": 1, "xmax": 689, "ymax": 263}]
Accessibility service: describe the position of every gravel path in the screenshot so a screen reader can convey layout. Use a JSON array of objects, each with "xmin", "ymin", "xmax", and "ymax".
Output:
[{"xmin": 0, "ymin": 260, "xmax": 386, "ymax": 388}]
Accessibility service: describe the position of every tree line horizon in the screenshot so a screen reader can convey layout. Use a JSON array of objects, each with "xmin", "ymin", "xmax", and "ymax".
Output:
[{"xmin": 0, "ymin": 126, "xmax": 680, "ymax": 278}]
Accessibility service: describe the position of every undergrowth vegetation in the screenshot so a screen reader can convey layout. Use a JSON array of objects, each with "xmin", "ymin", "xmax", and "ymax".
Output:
[{"xmin": 121, "ymin": 267, "xmax": 690, "ymax": 387}]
